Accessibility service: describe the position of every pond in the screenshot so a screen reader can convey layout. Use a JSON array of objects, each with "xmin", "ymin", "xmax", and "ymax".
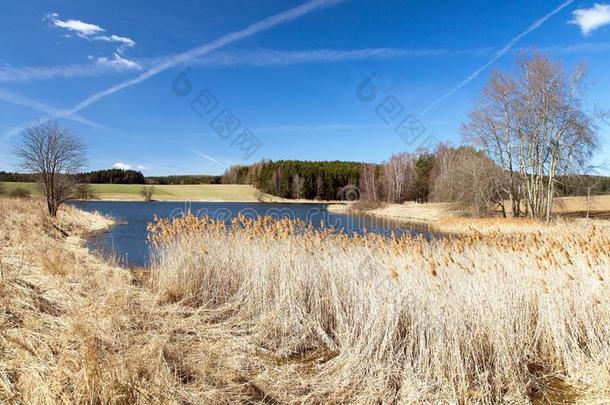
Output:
[{"xmin": 70, "ymin": 201, "xmax": 442, "ymax": 268}]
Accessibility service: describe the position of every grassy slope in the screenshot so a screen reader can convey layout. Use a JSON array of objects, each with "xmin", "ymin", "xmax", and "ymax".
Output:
[{"xmin": 0, "ymin": 182, "xmax": 275, "ymax": 201}]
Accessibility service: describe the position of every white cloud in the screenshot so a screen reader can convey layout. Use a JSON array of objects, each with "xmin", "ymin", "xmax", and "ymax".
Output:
[
  {"xmin": 44, "ymin": 12, "xmax": 136, "ymax": 67},
  {"xmin": 112, "ymin": 162, "xmax": 132, "ymax": 170},
  {"xmin": 97, "ymin": 53, "xmax": 140, "ymax": 70},
  {"xmin": 44, "ymin": 12, "xmax": 104, "ymax": 37},
  {"xmin": 570, "ymin": 3, "xmax": 610, "ymax": 36},
  {"xmin": 95, "ymin": 34, "xmax": 136, "ymax": 48},
  {"xmin": 112, "ymin": 162, "xmax": 146, "ymax": 171}
]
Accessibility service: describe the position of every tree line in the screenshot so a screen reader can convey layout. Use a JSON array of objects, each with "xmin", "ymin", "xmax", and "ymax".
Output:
[
  {"xmin": 80, "ymin": 169, "xmax": 146, "ymax": 184},
  {"xmin": 147, "ymin": 175, "xmax": 222, "ymax": 185},
  {"xmin": 0, "ymin": 170, "xmax": 223, "ymax": 185},
  {"xmin": 222, "ymin": 160, "xmax": 362, "ymax": 200}
]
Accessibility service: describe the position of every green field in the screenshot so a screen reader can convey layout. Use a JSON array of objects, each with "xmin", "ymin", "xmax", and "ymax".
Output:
[{"xmin": 0, "ymin": 182, "xmax": 277, "ymax": 202}]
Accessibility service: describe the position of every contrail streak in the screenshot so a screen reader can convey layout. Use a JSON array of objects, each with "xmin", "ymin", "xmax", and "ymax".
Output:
[
  {"xmin": 52, "ymin": 0, "xmax": 347, "ymax": 120},
  {"xmin": 0, "ymin": 88, "xmax": 105, "ymax": 139},
  {"xmin": 0, "ymin": 89, "xmax": 100, "ymax": 127},
  {"xmin": 189, "ymin": 147, "xmax": 224, "ymax": 167},
  {"xmin": 419, "ymin": 0, "xmax": 575, "ymax": 116}
]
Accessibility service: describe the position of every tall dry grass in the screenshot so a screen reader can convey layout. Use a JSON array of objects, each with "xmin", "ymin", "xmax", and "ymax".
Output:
[{"xmin": 148, "ymin": 214, "xmax": 610, "ymax": 403}]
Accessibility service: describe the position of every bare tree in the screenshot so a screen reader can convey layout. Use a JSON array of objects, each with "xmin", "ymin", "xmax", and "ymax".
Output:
[
  {"xmin": 383, "ymin": 152, "xmax": 415, "ymax": 203},
  {"xmin": 359, "ymin": 163, "xmax": 379, "ymax": 201},
  {"xmin": 291, "ymin": 174, "xmax": 304, "ymax": 199},
  {"xmin": 140, "ymin": 185, "xmax": 155, "ymax": 202},
  {"xmin": 431, "ymin": 146, "xmax": 507, "ymax": 215},
  {"xmin": 463, "ymin": 53, "xmax": 603, "ymax": 221},
  {"xmin": 15, "ymin": 122, "xmax": 86, "ymax": 216},
  {"xmin": 463, "ymin": 71, "xmax": 522, "ymax": 216}
]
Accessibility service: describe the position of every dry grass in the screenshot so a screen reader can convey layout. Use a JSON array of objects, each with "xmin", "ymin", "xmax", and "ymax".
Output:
[
  {"xmin": 0, "ymin": 199, "xmax": 257, "ymax": 403},
  {"xmin": 1, "ymin": 198, "xmax": 609, "ymax": 403}
]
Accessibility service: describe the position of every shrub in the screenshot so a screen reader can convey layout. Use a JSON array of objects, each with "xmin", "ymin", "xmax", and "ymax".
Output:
[
  {"xmin": 348, "ymin": 200, "xmax": 385, "ymax": 212},
  {"xmin": 73, "ymin": 183, "xmax": 98, "ymax": 200}
]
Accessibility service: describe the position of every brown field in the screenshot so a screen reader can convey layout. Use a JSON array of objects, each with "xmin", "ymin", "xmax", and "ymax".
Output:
[{"xmin": 1, "ymin": 198, "xmax": 609, "ymax": 403}]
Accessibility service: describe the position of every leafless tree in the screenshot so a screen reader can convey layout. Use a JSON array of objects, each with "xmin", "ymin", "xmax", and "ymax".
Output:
[
  {"xmin": 383, "ymin": 152, "xmax": 415, "ymax": 203},
  {"xmin": 429, "ymin": 143, "xmax": 458, "ymax": 202},
  {"xmin": 359, "ymin": 163, "xmax": 379, "ymax": 201},
  {"xmin": 464, "ymin": 53, "xmax": 604, "ymax": 221},
  {"xmin": 292, "ymin": 174, "xmax": 304, "ymax": 199},
  {"xmin": 431, "ymin": 147, "xmax": 507, "ymax": 215},
  {"xmin": 140, "ymin": 185, "xmax": 155, "ymax": 202},
  {"xmin": 15, "ymin": 122, "xmax": 86, "ymax": 216}
]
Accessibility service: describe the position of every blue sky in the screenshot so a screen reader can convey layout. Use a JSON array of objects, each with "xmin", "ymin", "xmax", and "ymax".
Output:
[{"xmin": 1, "ymin": 0, "xmax": 610, "ymax": 175}]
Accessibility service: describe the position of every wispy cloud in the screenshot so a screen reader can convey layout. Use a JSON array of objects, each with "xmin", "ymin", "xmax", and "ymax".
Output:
[
  {"xmin": 96, "ymin": 34, "xmax": 136, "ymax": 47},
  {"xmin": 0, "ymin": 61, "xmax": 135, "ymax": 83},
  {"xmin": 29, "ymin": 0, "xmax": 349, "ymax": 124},
  {"xmin": 569, "ymin": 3, "xmax": 610, "ymax": 36},
  {"xmin": 420, "ymin": 0, "xmax": 575, "ymax": 116},
  {"xmin": 252, "ymin": 122, "xmax": 384, "ymax": 134},
  {"xmin": 0, "ymin": 46, "xmax": 490, "ymax": 83},
  {"xmin": 45, "ymin": 12, "xmax": 139, "ymax": 70},
  {"xmin": 188, "ymin": 47, "xmax": 493, "ymax": 67},
  {"xmin": 5, "ymin": 38, "xmax": 610, "ymax": 85}
]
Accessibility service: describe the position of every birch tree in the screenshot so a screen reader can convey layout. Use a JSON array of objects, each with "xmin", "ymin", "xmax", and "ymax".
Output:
[
  {"xmin": 359, "ymin": 163, "xmax": 379, "ymax": 201},
  {"xmin": 463, "ymin": 53, "xmax": 602, "ymax": 220},
  {"xmin": 383, "ymin": 152, "xmax": 415, "ymax": 203}
]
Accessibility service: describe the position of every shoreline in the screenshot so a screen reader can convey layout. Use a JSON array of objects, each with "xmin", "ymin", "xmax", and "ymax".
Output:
[
  {"xmin": 327, "ymin": 202, "xmax": 457, "ymax": 229},
  {"xmin": 74, "ymin": 197, "xmax": 348, "ymax": 204},
  {"xmin": 328, "ymin": 201, "xmax": 610, "ymax": 234}
]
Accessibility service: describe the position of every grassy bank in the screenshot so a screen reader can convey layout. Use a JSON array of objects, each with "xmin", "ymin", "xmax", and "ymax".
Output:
[{"xmin": 1, "ymin": 199, "xmax": 609, "ymax": 402}]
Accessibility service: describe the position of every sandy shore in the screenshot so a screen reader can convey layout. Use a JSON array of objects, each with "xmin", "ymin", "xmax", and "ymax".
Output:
[{"xmin": 328, "ymin": 201, "xmax": 457, "ymax": 222}]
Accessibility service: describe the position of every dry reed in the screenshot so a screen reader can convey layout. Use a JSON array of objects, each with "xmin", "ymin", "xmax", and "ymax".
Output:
[{"xmin": 148, "ymin": 213, "xmax": 610, "ymax": 403}]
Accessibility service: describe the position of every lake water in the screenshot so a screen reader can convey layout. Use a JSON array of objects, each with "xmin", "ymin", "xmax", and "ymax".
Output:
[{"xmin": 71, "ymin": 201, "xmax": 441, "ymax": 268}]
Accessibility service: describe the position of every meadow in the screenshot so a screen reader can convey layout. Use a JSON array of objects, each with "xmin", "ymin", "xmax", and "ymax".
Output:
[
  {"xmin": 0, "ymin": 182, "xmax": 272, "ymax": 201},
  {"xmin": 1, "ymin": 197, "xmax": 609, "ymax": 403}
]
